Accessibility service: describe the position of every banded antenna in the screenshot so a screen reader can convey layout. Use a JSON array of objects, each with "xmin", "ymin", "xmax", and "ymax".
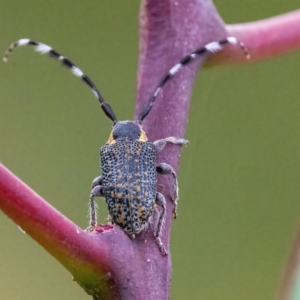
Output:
[
  {"xmin": 3, "ymin": 39, "xmax": 117, "ymax": 124},
  {"xmin": 137, "ymin": 37, "xmax": 250, "ymax": 122}
]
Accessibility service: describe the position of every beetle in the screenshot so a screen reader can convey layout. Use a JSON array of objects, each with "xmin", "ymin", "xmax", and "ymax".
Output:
[{"xmin": 3, "ymin": 37, "xmax": 249, "ymax": 254}]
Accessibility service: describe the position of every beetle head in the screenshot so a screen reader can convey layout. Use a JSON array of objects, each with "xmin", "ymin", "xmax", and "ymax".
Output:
[{"xmin": 107, "ymin": 121, "xmax": 148, "ymax": 144}]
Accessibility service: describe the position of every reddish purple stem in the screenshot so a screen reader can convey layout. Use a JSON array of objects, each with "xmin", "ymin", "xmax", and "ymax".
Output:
[
  {"xmin": 225, "ymin": 9, "xmax": 300, "ymax": 64},
  {"xmin": 1, "ymin": 1, "xmax": 300, "ymax": 299}
]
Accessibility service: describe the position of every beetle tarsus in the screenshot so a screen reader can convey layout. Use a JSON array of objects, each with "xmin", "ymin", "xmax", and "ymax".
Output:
[{"xmin": 155, "ymin": 192, "xmax": 168, "ymax": 255}]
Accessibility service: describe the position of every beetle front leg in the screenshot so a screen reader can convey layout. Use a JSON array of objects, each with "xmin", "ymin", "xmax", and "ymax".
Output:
[
  {"xmin": 154, "ymin": 137, "xmax": 188, "ymax": 153},
  {"xmin": 155, "ymin": 192, "xmax": 167, "ymax": 255},
  {"xmin": 89, "ymin": 176, "xmax": 103, "ymax": 227},
  {"xmin": 156, "ymin": 163, "xmax": 179, "ymax": 219}
]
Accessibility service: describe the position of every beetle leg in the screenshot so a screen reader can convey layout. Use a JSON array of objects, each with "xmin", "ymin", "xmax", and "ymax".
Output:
[
  {"xmin": 88, "ymin": 175, "xmax": 103, "ymax": 227},
  {"xmin": 153, "ymin": 137, "xmax": 188, "ymax": 153},
  {"xmin": 156, "ymin": 163, "xmax": 179, "ymax": 219},
  {"xmin": 89, "ymin": 184, "xmax": 104, "ymax": 227},
  {"xmin": 91, "ymin": 175, "xmax": 103, "ymax": 189},
  {"xmin": 155, "ymin": 192, "xmax": 168, "ymax": 255}
]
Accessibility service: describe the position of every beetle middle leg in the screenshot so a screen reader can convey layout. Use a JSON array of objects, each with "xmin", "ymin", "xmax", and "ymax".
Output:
[
  {"xmin": 156, "ymin": 163, "xmax": 179, "ymax": 219},
  {"xmin": 89, "ymin": 175, "xmax": 103, "ymax": 227},
  {"xmin": 155, "ymin": 192, "xmax": 168, "ymax": 255}
]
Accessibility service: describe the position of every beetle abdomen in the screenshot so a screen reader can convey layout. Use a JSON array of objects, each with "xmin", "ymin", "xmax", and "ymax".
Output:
[{"xmin": 100, "ymin": 140, "xmax": 157, "ymax": 234}]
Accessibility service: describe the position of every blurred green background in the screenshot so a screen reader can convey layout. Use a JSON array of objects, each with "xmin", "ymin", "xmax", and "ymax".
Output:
[{"xmin": 1, "ymin": 0, "xmax": 300, "ymax": 299}]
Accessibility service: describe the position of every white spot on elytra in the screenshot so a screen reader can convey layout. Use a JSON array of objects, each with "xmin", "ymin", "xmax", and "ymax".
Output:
[
  {"xmin": 35, "ymin": 43, "xmax": 52, "ymax": 53},
  {"xmin": 205, "ymin": 41, "xmax": 222, "ymax": 53},
  {"xmin": 72, "ymin": 66, "xmax": 83, "ymax": 77},
  {"xmin": 190, "ymin": 53, "xmax": 197, "ymax": 59},
  {"xmin": 18, "ymin": 39, "xmax": 30, "ymax": 46},
  {"xmin": 169, "ymin": 63, "xmax": 182, "ymax": 75}
]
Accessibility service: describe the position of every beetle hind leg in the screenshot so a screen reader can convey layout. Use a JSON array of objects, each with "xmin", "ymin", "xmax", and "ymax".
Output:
[
  {"xmin": 156, "ymin": 163, "xmax": 179, "ymax": 218},
  {"xmin": 155, "ymin": 192, "xmax": 168, "ymax": 255}
]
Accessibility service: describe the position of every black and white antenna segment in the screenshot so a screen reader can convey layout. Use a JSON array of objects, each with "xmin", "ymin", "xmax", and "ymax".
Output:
[{"xmin": 3, "ymin": 37, "xmax": 249, "ymax": 123}]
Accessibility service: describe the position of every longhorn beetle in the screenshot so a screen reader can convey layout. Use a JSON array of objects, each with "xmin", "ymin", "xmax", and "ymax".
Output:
[{"xmin": 3, "ymin": 37, "xmax": 249, "ymax": 255}]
